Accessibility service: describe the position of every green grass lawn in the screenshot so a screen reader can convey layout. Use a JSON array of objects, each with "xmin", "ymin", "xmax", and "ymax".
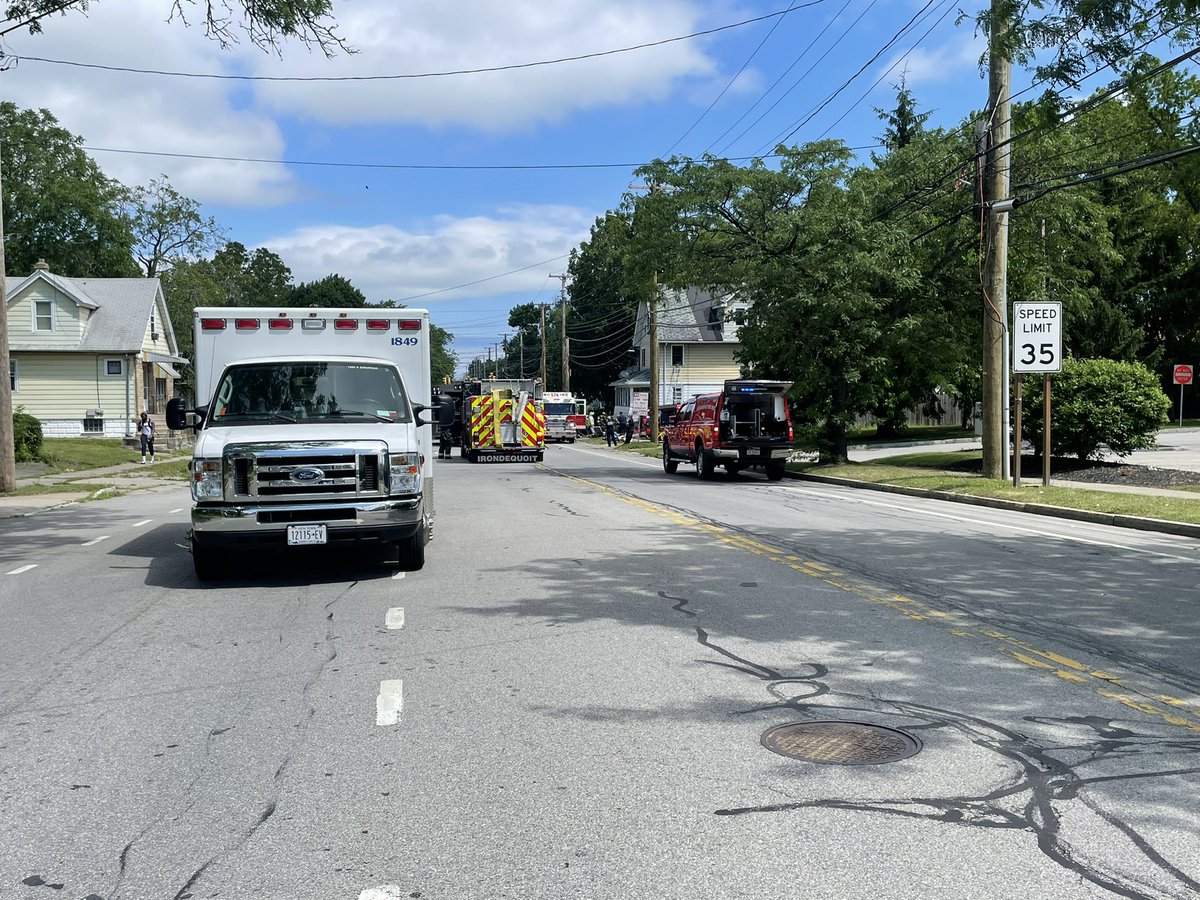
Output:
[{"xmin": 36, "ymin": 438, "xmax": 185, "ymax": 473}]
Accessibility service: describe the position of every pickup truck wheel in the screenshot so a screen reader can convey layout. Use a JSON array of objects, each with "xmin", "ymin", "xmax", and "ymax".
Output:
[
  {"xmin": 766, "ymin": 459, "xmax": 786, "ymax": 481},
  {"xmin": 192, "ymin": 539, "xmax": 218, "ymax": 582},
  {"xmin": 662, "ymin": 440, "xmax": 679, "ymax": 474},
  {"xmin": 398, "ymin": 526, "xmax": 426, "ymax": 571},
  {"xmin": 696, "ymin": 444, "xmax": 716, "ymax": 479}
]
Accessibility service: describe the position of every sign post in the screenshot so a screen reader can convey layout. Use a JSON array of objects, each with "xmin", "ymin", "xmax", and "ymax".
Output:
[
  {"xmin": 1013, "ymin": 301, "xmax": 1063, "ymax": 487},
  {"xmin": 1174, "ymin": 364, "xmax": 1193, "ymax": 427}
]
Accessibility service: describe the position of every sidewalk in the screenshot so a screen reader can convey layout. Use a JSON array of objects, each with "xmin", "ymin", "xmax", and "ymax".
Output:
[{"xmin": 0, "ymin": 460, "xmax": 185, "ymax": 520}]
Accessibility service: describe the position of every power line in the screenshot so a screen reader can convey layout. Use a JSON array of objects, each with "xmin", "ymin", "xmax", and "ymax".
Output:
[
  {"xmin": 663, "ymin": 0, "xmax": 808, "ymax": 158},
  {"xmin": 710, "ymin": 0, "xmax": 875, "ymax": 157},
  {"xmin": 4, "ymin": 5, "xmax": 812, "ymax": 81}
]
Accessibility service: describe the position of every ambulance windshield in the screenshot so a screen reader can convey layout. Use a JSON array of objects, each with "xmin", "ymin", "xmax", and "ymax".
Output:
[{"xmin": 210, "ymin": 361, "xmax": 411, "ymax": 424}]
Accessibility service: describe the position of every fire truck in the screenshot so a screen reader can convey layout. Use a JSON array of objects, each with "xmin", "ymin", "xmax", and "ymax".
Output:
[
  {"xmin": 542, "ymin": 392, "xmax": 587, "ymax": 442},
  {"xmin": 458, "ymin": 378, "xmax": 546, "ymax": 462}
]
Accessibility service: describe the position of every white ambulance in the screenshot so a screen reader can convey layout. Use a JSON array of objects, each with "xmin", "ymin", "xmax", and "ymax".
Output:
[{"xmin": 167, "ymin": 307, "xmax": 434, "ymax": 580}]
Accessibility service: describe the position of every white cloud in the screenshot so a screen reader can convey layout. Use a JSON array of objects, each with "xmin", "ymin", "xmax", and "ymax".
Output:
[
  {"xmin": 1, "ymin": 0, "xmax": 723, "ymax": 203},
  {"xmin": 877, "ymin": 29, "xmax": 985, "ymax": 89},
  {"xmin": 247, "ymin": 0, "xmax": 716, "ymax": 130},
  {"xmin": 261, "ymin": 205, "xmax": 594, "ymax": 304}
]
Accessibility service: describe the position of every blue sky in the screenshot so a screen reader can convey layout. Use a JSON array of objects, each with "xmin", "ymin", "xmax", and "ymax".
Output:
[{"xmin": 2, "ymin": 0, "xmax": 1065, "ymax": 372}]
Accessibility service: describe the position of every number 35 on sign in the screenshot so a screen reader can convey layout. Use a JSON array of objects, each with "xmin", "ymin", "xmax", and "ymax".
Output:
[{"xmin": 1013, "ymin": 301, "xmax": 1063, "ymax": 373}]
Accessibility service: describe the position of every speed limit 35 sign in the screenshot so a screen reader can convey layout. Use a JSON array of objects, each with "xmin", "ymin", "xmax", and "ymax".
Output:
[{"xmin": 1013, "ymin": 301, "xmax": 1062, "ymax": 373}]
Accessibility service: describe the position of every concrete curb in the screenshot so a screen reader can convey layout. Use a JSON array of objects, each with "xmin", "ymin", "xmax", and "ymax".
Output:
[{"xmin": 792, "ymin": 471, "xmax": 1200, "ymax": 540}]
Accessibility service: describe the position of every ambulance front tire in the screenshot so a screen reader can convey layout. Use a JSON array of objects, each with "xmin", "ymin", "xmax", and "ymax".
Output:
[
  {"xmin": 192, "ymin": 537, "xmax": 218, "ymax": 582},
  {"xmin": 397, "ymin": 526, "xmax": 426, "ymax": 571}
]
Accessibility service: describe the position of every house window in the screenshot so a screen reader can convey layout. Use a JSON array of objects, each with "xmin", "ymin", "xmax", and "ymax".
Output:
[
  {"xmin": 82, "ymin": 416, "xmax": 104, "ymax": 434},
  {"xmin": 9, "ymin": 360, "xmax": 17, "ymax": 393},
  {"xmin": 672, "ymin": 386, "xmax": 682, "ymax": 403},
  {"xmin": 105, "ymin": 359, "xmax": 124, "ymax": 376},
  {"xmin": 671, "ymin": 345, "xmax": 684, "ymax": 367},
  {"xmin": 33, "ymin": 300, "xmax": 54, "ymax": 332}
]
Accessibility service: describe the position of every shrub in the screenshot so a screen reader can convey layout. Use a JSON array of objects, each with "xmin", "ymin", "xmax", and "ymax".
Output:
[
  {"xmin": 1021, "ymin": 358, "xmax": 1170, "ymax": 459},
  {"xmin": 12, "ymin": 407, "xmax": 44, "ymax": 462}
]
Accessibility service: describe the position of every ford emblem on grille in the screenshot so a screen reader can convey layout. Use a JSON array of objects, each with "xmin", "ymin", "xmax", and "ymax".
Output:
[{"xmin": 290, "ymin": 466, "xmax": 325, "ymax": 484}]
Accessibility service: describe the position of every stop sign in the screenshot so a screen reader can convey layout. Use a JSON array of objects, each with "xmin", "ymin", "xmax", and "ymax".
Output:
[{"xmin": 1175, "ymin": 364, "xmax": 1194, "ymax": 385}]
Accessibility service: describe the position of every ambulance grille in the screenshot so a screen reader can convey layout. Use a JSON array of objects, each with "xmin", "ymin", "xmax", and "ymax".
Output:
[{"xmin": 224, "ymin": 443, "xmax": 389, "ymax": 501}]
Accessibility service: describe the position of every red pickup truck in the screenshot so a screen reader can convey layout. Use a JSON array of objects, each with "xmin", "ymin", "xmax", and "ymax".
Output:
[{"xmin": 661, "ymin": 380, "xmax": 794, "ymax": 480}]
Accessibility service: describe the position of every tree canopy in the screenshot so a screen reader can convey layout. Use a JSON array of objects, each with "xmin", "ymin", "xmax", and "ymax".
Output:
[{"xmin": 0, "ymin": 102, "xmax": 138, "ymax": 278}]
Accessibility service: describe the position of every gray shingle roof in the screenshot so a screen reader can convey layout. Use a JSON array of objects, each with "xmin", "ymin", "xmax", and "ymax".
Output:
[
  {"xmin": 633, "ymin": 286, "xmax": 740, "ymax": 346},
  {"xmin": 5, "ymin": 272, "xmax": 167, "ymax": 354}
]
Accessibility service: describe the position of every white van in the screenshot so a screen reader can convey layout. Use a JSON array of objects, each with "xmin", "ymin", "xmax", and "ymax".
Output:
[{"xmin": 167, "ymin": 307, "xmax": 434, "ymax": 580}]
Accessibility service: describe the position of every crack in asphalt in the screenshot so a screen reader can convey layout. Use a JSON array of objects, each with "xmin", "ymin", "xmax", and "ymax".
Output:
[
  {"xmin": 109, "ymin": 583, "xmax": 351, "ymax": 900},
  {"xmin": 685, "ymin": 624, "xmax": 1200, "ymax": 900}
]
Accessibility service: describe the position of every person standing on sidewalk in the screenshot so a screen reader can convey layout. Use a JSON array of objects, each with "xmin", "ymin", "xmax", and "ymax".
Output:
[{"xmin": 138, "ymin": 412, "xmax": 156, "ymax": 464}]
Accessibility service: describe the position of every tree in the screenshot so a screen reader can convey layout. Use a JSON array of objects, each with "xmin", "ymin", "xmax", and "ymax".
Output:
[
  {"xmin": 873, "ymin": 74, "xmax": 933, "ymax": 158},
  {"xmin": 638, "ymin": 142, "xmax": 942, "ymax": 461},
  {"xmin": 564, "ymin": 211, "xmax": 650, "ymax": 404},
  {"xmin": 125, "ymin": 175, "xmax": 225, "ymax": 277},
  {"xmin": 0, "ymin": 102, "xmax": 138, "ymax": 278},
  {"xmin": 2, "ymin": 0, "xmax": 349, "ymax": 56},
  {"xmin": 286, "ymin": 273, "xmax": 366, "ymax": 307}
]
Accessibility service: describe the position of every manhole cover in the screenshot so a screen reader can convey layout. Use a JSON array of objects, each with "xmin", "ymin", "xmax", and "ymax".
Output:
[{"xmin": 761, "ymin": 721, "xmax": 921, "ymax": 765}]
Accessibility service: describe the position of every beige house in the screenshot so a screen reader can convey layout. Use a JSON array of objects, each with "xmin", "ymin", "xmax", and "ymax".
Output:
[
  {"xmin": 611, "ymin": 286, "xmax": 746, "ymax": 418},
  {"xmin": 5, "ymin": 261, "xmax": 186, "ymax": 437}
]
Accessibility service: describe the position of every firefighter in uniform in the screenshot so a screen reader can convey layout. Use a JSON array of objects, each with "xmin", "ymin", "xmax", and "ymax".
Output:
[{"xmin": 436, "ymin": 396, "xmax": 456, "ymax": 459}]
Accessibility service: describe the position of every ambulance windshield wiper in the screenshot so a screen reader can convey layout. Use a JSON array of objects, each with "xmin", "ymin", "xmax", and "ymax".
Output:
[{"xmin": 321, "ymin": 409, "xmax": 394, "ymax": 422}]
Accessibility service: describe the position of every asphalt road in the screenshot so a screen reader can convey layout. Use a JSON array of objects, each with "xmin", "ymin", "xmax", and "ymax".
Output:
[{"xmin": 2, "ymin": 445, "xmax": 1198, "ymax": 900}]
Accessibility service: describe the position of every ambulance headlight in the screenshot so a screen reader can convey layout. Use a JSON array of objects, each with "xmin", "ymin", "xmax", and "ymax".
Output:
[
  {"xmin": 192, "ymin": 459, "xmax": 223, "ymax": 501},
  {"xmin": 389, "ymin": 453, "xmax": 422, "ymax": 495}
]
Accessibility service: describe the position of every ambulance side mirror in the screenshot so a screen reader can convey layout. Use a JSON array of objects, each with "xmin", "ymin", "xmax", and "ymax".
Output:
[
  {"xmin": 413, "ymin": 402, "xmax": 431, "ymax": 427},
  {"xmin": 167, "ymin": 397, "xmax": 206, "ymax": 434}
]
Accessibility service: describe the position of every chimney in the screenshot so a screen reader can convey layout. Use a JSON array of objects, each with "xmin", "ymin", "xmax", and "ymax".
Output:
[{"xmin": 33, "ymin": 259, "xmax": 49, "ymax": 271}]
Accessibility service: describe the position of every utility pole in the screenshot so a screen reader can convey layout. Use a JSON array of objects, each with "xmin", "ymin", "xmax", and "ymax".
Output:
[
  {"xmin": 629, "ymin": 183, "xmax": 666, "ymax": 444},
  {"xmin": 0, "ymin": 146, "xmax": 14, "ymax": 494},
  {"xmin": 550, "ymin": 274, "xmax": 570, "ymax": 392},
  {"xmin": 540, "ymin": 303, "xmax": 548, "ymax": 388},
  {"xmin": 981, "ymin": 3, "xmax": 1012, "ymax": 480},
  {"xmin": 519, "ymin": 330, "xmax": 525, "ymax": 379},
  {"xmin": 648, "ymin": 273, "xmax": 660, "ymax": 444}
]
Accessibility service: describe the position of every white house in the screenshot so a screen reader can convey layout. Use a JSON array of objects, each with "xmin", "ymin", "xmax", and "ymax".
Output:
[
  {"xmin": 5, "ymin": 261, "xmax": 186, "ymax": 437},
  {"xmin": 610, "ymin": 286, "xmax": 746, "ymax": 418}
]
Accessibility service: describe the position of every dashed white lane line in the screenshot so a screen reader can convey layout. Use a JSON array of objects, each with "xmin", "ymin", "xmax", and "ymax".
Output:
[
  {"xmin": 169, "ymin": 508, "xmax": 185, "ymax": 514},
  {"xmin": 131, "ymin": 519, "xmax": 153, "ymax": 528},
  {"xmin": 391, "ymin": 570, "xmax": 406, "ymax": 580},
  {"xmin": 358, "ymin": 887, "xmax": 405, "ymax": 900},
  {"xmin": 385, "ymin": 607, "xmax": 405, "ymax": 630},
  {"xmin": 81, "ymin": 536, "xmax": 111, "ymax": 547},
  {"xmin": 6, "ymin": 565, "xmax": 37, "ymax": 575},
  {"xmin": 376, "ymin": 680, "xmax": 403, "ymax": 726}
]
